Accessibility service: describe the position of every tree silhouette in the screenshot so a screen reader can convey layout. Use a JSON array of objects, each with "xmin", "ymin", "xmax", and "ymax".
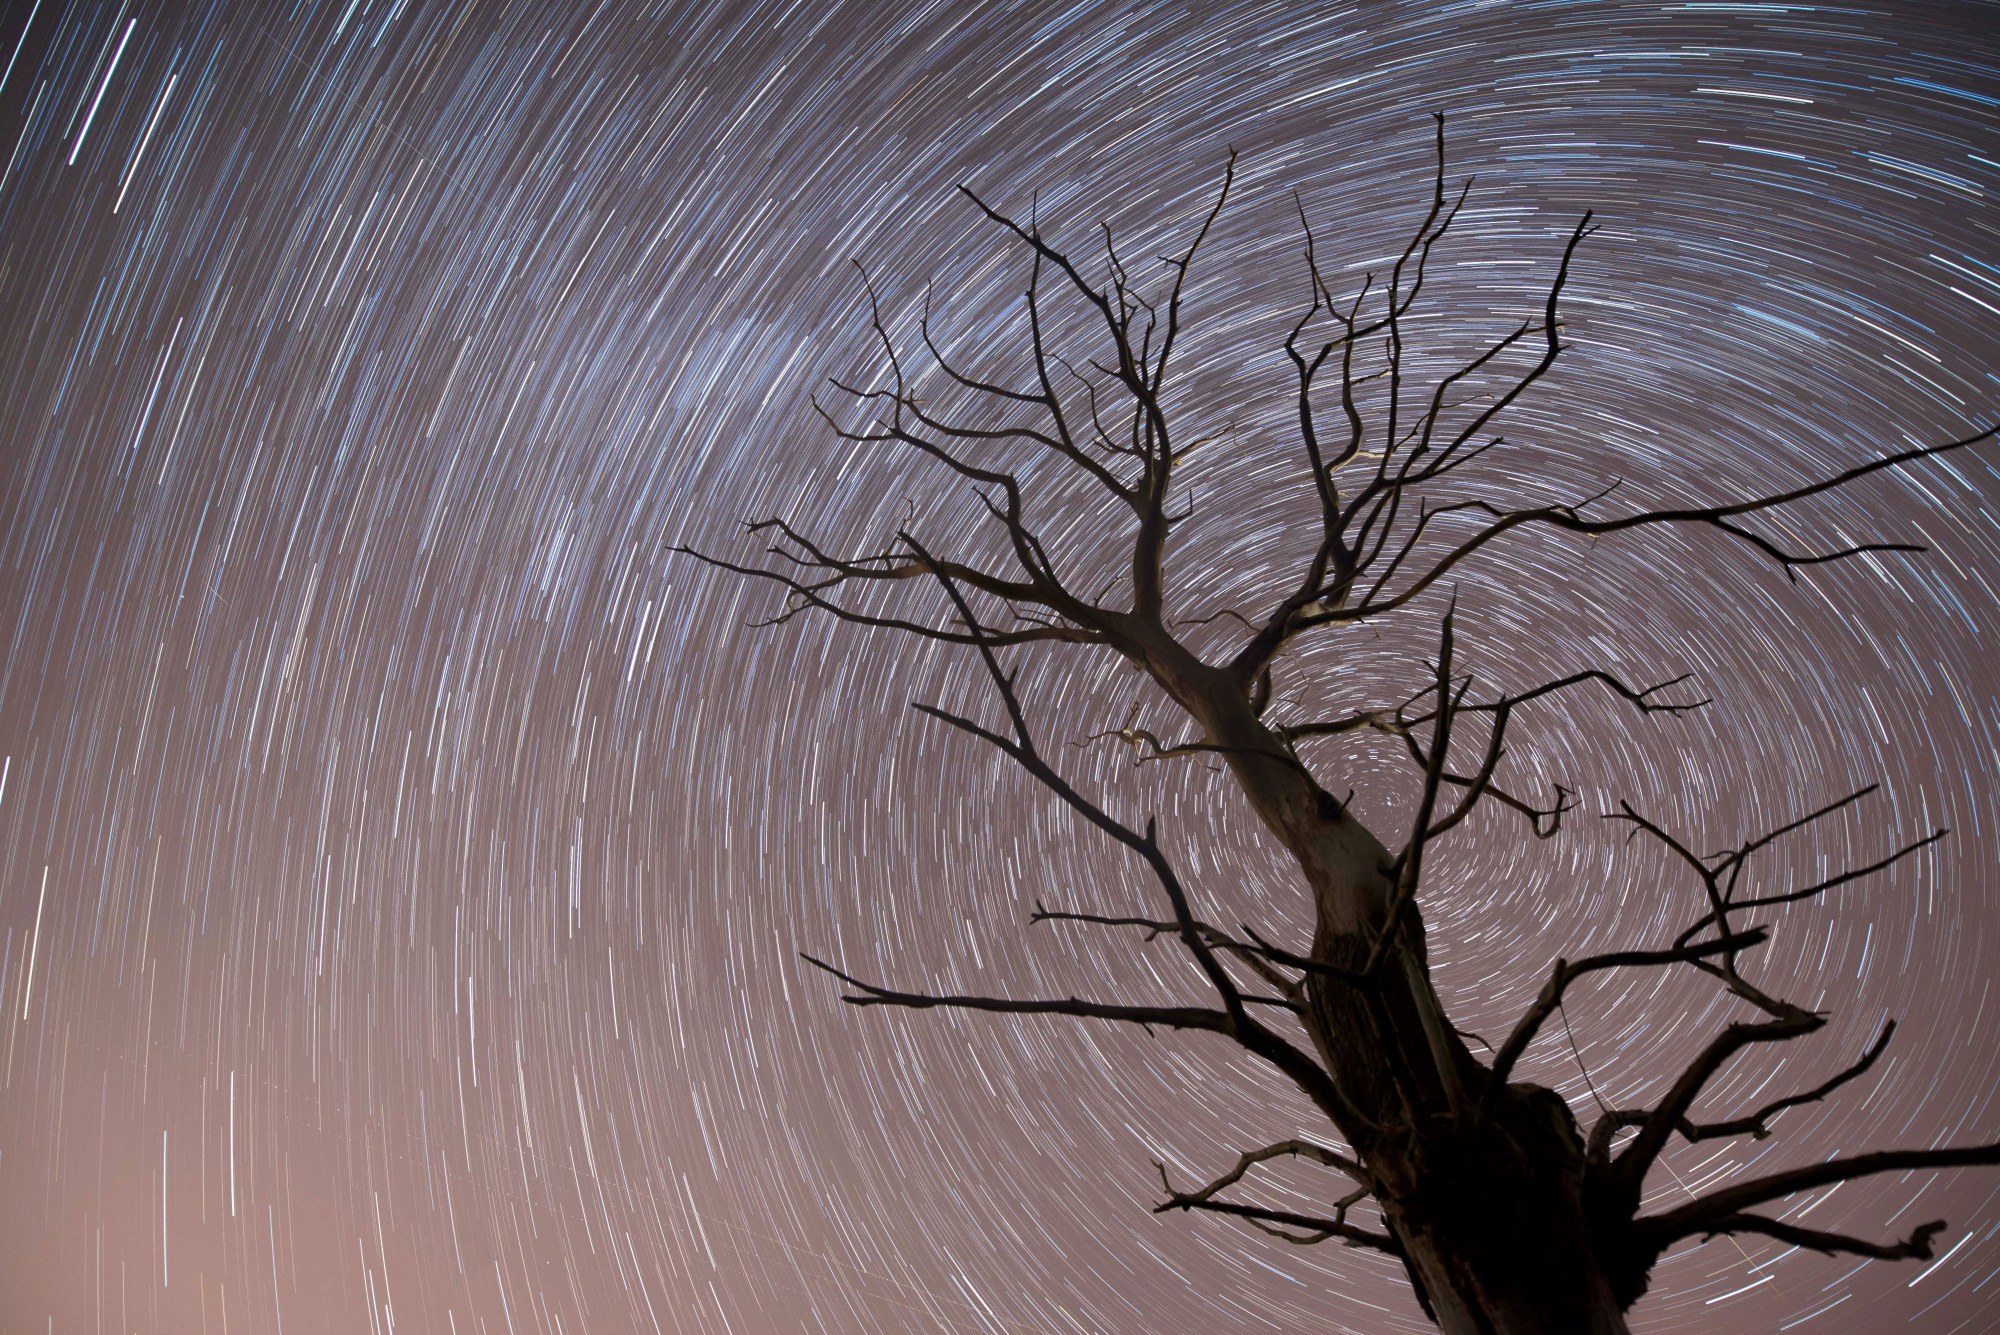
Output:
[{"xmin": 684, "ymin": 120, "xmax": 2000, "ymax": 1333}]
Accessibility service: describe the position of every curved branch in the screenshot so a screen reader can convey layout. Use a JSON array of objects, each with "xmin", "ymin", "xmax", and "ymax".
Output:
[
  {"xmin": 1683, "ymin": 1214, "xmax": 1948, "ymax": 1263},
  {"xmin": 1077, "ymin": 706, "xmax": 1226, "ymax": 766},
  {"xmin": 1157, "ymin": 1138, "xmax": 1366, "ymax": 1206},
  {"xmin": 1643, "ymin": 1141, "xmax": 2000, "ymax": 1247},
  {"xmin": 1673, "ymin": 1020, "xmax": 1896, "ymax": 1145},
  {"xmin": 1606, "ymin": 1007, "xmax": 1825, "ymax": 1205},
  {"xmin": 673, "ymin": 543, "xmax": 1098, "ymax": 647},
  {"xmin": 1028, "ymin": 903, "xmax": 1305, "ymax": 1002},
  {"xmin": 1154, "ymin": 1154, "xmax": 1395, "ymax": 1253},
  {"xmin": 1162, "ymin": 1195, "xmax": 1399, "ymax": 1252},
  {"xmin": 1461, "ymin": 668, "xmax": 1708, "ymax": 719},
  {"xmin": 1485, "ymin": 929, "xmax": 1769, "ymax": 1098},
  {"xmin": 900, "ymin": 541, "xmax": 1373, "ymax": 1130},
  {"xmin": 1339, "ymin": 422, "xmax": 2000, "ymax": 621}
]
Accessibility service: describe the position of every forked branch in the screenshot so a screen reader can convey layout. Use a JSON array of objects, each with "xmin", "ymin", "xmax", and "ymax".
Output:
[
  {"xmin": 1158, "ymin": 1138, "xmax": 1366, "ymax": 1203},
  {"xmin": 1339, "ymin": 422, "xmax": 2000, "ymax": 626},
  {"xmin": 1673, "ymin": 1020, "xmax": 1897, "ymax": 1144},
  {"xmin": 801, "ymin": 534, "xmax": 1367, "ymax": 1129},
  {"xmin": 1486, "ymin": 929, "xmax": 1769, "ymax": 1099},
  {"xmin": 1155, "ymin": 1147, "xmax": 1393, "ymax": 1252},
  {"xmin": 1581, "ymin": 789, "xmax": 1961, "ymax": 1216},
  {"xmin": 1642, "ymin": 1141, "xmax": 2000, "ymax": 1250}
]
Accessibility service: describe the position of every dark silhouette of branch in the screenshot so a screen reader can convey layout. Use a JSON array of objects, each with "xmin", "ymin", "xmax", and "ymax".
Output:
[
  {"xmin": 1282, "ymin": 667, "xmax": 1703, "ymax": 843},
  {"xmin": 1027, "ymin": 902, "xmax": 1307, "ymax": 1002},
  {"xmin": 1641, "ymin": 1143, "xmax": 2000, "ymax": 1251},
  {"xmin": 1159, "ymin": 1138, "xmax": 1366, "ymax": 1201},
  {"xmin": 1679, "ymin": 1215, "xmax": 1948, "ymax": 1262},
  {"xmin": 1605, "ymin": 1007, "xmax": 1827, "ymax": 1205},
  {"xmin": 1579, "ymin": 788, "xmax": 1957, "ymax": 1216},
  {"xmin": 812, "ymin": 533, "xmax": 1370, "ymax": 1130},
  {"xmin": 673, "ymin": 539, "xmax": 1100, "ymax": 646},
  {"xmin": 1158, "ymin": 1193, "xmax": 1399, "ymax": 1252},
  {"xmin": 1676, "ymin": 1020, "xmax": 1897, "ymax": 1144},
  {"xmin": 1155, "ymin": 1151, "xmax": 1392, "ymax": 1252},
  {"xmin": 1333, "ymin": 422, "xmax": 2000, "ymax": 627},
  {"xmin": 1486, "ymin": 929, "xmax": 1769, "ymax": 1096},
  {"xmin": 1587, "ymin": 1020, "xmax": 1899, "ymax": 1164},
  {"xmin": 801, "ymin": 952, "xmax": 1237, "ymax": 1033}
]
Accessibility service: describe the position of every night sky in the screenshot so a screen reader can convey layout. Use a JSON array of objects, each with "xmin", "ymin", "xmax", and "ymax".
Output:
[{"xmin": 1, "ymin": 1, "xmax": 1998, "ymax": 1331}]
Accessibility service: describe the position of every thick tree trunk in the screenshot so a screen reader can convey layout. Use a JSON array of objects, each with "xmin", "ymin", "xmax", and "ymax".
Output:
[
  {"xmin": 1306, "ymin": 921, "xmax": 1637, "ymax": 1334},
  {"xmin": 1142, "ymin": 642, "xmax": 1641, "ymax": 1332},
  {"xmin": 1368, "ymin": 1079, "xmax": 1635, "ymax": 1334}
]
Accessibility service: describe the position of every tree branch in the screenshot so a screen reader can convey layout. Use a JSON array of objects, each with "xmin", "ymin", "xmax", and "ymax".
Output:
[
  {"xmin": 801, "ymin": 953, "xmax": 1235, "ymax": 1033},
  {"xmin": 1606, "ymin": 1007, "xmax": 1826, "ymax": 1206},
  {"xmin": 1340, "ymin": 422, "xmax": 2000, "ymax": 621},
  {"xmin": 1028, "ymin": 902, "xmax": 1307, "ymax": 1002},
  {"xmin": 1643, "ymin": 1142, "xmax": 2000, "ymax": 1248},
  {"xmin": 1157, "ymin": 1138, "xmax": 1366, "ymax": 1204},
  {"xmin": 1154, "ymin": 1153, "xmax": 1394, "ymax": 1253},
  {"xmin": 1157, "ymin": 1193, "xmax": 1400, "ymax": 1252},
  {"xmin": 892, "ymin": 536, "xmax": 1372, "ymax": 1130},
  {"xmin": 1485, "ymin": 929, "xmax": 1769, "ymax": 1099},
  {"xmin": 1682, "ymin": 1214, "xmax": 1948, "ymax": 1263},
  {"xmin": 1673, "ymin": 1021, "xmax": 1896, "ymax": 1144},
  {"xmin": 673, "ymin": 541, "xmax": 1099, "ymax": 646}
]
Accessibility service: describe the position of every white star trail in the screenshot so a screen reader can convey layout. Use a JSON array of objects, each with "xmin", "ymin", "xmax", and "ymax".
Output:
[{"xmin": 0, "ymin": 2, "xmax": 1995, "ymax": 1331}]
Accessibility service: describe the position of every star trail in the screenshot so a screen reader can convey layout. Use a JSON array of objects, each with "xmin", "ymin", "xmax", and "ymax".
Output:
[{"xmin": 0, "ymin": 1, "xmax": 1997, "ymax": 1331}]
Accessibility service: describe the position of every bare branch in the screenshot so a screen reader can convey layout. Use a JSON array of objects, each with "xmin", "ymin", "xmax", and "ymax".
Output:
[
  {"xmin": 1157, "ymin": 1139, "xmax": 1366, "ymax": 1205},
  {"xmin": 1368, "ymin": 605, "xmax": 1460, "ymax": 978},
  {"xmin": 1280, "ymin": 708, "xmax": 1410, "ymax": 743},
  {"xmin": 745, "ymin": 514, "xmax": 1048, "ymax": 606},
  {"xmin": 1028, "ymin": 902, "xmax": 1306, "ymax": 1002},
  {"xmin": 1157, "ymin": 1193, "xmax": 1400, "ymax": 1253},
  {"xmin": 1340, "ymin": 422, "xmax": 2000, "ymax": 620},
  {"xmin": 899, "ymin": 540, "xmax": 1376, "ymax": 1130},
  {"xmin": 1461, "ymin": 669, "xmax": 1708, "ymax": 719},
  {"xmin": 1077, "ymin": 705, "xmax": 1225, "ymax": 767},
  {"xmin": 673, "ymin": 541, "xmax": 1098, "ymax": 647},
  {"xmin": 1606, "ymin": 1007, "xmax": 1826, "ymax": 1206},
  {"xmin": 1682, "ymin": 1214, "xmax": 1948, "ymax": 1263},
  {"xmin": 1674, "ymin": 1021, "xmax": 1896, "ymax": 1144},
  {"xmin": 1610, "ymin": 787, "xmax": 1950, "ymax": 977},
  {"xmin": 1155, "ymin": 1155, "xmax": 1394, "ymax": 1253},
  {"xmin": 1728, "ymin": 829, "xmax": 1946, "ymax": 915},
  {"xmin": 1485, "ymin": 929, "xmax": 1770, "ymax": 1096},
  {"xmin": 1239, "ymin": 923, "xmax": 1375, "ymax": 988},
  {"xmin": 802, "ymin": 952, "xmax": 1234, "ymax": 1033},
  {"xmin": 1282, "ymin": 670, "xmax": 1698, "ymax": 845},
  {"xmin": 1643, "ymin": 1141, "xmax": 2000, "ymax": 1247}
]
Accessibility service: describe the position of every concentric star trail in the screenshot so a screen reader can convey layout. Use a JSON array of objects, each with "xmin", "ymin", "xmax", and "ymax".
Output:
[{"xmin": 0, "ymin": 2, "xmax": 1995, "ymax": 1331}]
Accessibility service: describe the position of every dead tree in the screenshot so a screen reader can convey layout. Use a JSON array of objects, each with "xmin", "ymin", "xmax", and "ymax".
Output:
[{"xmin": 684, "ymin": 120, "xmax": 2000, "ymax": 1333}]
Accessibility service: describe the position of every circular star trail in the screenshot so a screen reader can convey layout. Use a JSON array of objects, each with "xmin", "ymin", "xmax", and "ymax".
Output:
[{"xmin": 0, "ymin": 1, "xmax": 1996, "ymax": 1331}]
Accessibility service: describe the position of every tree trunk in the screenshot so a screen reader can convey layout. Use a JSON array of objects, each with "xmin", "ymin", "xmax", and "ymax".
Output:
[
  {"xmin": 1368, "ymin": 1078, "xmax": 1635, "ymax": 1334},
  {"xmin": 1144, "ymin": 644, "xmax": 1642, "ymax": 1332},
  {"xmin": 1305, "ymin": 920, "xmax": 1637, "ymax": 1334}
]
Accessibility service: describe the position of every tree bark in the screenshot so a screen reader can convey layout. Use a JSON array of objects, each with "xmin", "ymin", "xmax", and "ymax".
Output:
[
  {"xmin": 1145, "ymin": 637, "xmax": 1640, "ymax": 1333},
  {"xmin": 1371, "ymin": 1078, "xmax": 1636, "ymax": 1334}
]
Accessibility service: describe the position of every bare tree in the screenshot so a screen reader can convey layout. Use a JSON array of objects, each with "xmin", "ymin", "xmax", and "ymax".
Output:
[{"xmin": 684, "ymin": 120, "xmax": 2000, "ymax": 1333}]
